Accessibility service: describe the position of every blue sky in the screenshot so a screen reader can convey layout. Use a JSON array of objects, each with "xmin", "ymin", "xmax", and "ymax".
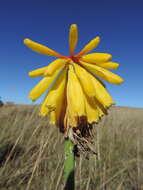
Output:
[{"xmin": 0, "ymin": 0, "xmax": 143, "ymax": 108}]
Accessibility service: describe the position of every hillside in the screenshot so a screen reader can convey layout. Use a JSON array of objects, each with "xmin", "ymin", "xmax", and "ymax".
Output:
[{"xmin": 0, "ymin": 104, "xmax": 143, "ymax": 190}]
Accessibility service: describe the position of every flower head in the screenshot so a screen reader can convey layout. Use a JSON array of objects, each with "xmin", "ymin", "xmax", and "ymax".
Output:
[{"xmin": 24, "ymin": 24, "xmax": 124, "ymax": 146}]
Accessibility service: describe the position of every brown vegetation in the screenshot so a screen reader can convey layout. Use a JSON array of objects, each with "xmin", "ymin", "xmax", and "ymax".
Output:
[{"xmin": 0, "ymin": 104, "xmax": 143, "ymax": 189}]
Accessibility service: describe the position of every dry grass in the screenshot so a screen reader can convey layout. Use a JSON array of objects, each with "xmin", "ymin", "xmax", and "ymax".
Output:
[{"xmin": 0, "ymin": 104, "xmax": 143, "ymax": 190}]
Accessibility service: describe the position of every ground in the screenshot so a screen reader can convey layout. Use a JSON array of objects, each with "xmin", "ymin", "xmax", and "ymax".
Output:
[{"xmin": 0, "ymin": 104, "xmax": 143, "ymax": 190}]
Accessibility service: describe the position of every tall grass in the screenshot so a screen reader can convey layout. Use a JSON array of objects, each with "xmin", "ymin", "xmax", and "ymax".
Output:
[{"xmin": 0, "ymin": 105, "xmax": 143, "ymax": 189}]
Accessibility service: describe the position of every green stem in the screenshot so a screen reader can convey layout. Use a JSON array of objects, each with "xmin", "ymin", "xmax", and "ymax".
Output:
[{"xmin": 64, "ymin": 138, "xmax": 75, "ymax": 190}]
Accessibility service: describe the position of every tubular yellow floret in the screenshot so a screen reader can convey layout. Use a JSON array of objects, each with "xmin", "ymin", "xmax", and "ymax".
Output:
[
  {"xmin": 49, "ymin": 111, "xmax": 56, "ymax": 124},
  {"xmin": 24, "ymin": 38, "xmax": 64, "ymax": 58},
  {"xmin": 88, "ymin": 74, "xmax": 115, "ymax": 107},
  {"xmin": 80, "ymin": 61, "xmax": 124, "ymax": 85},
  {"xmin": 77, "ymin": 37, "xmax": 100, "ymax": 56},
  {"xmin": 95, "ymin": 62, "xmax": 119, "ymax": 69},
  {"xmin": 64, "ymin": 108, "xmax": 78, "ymax": 128},
  {"xmin": 69, "ymin": 24, "xmax": 78, "ymax": 56},
  {"xmin": 84, "ymin": 95, "xmax": 99, "ymax": 123},
  {"xmin": 80, "ymin": 53, "xmax": 112, "ymax": 63},
  {"xmin": 29, "ymin": 66, "xmax": 49, "ymax": 77},
  {"xmin": 73, "ymin": 63, "xmax": 95, "ymax": 97},
  {"xmin": 40, "ymin": 68, "xmax": 67, "ymax": 116},
  {"xmin": 44, "ymin": 59, "xmax": 68, "ymax": 76},
  {"xmin": 28, "ymin": 69, "xmax": 61, "ymax": 101},
  {"xmin": 49, "ymin": 88, "xmax": 67, "ymax": 126},
  {"xmin": 54, "ymin": 97, "xmax": 67, "ymax": 127},
  {"xmin": 67, "ymin": 65, "xmax": 85, "ymax": 116},
  {"xmin": 95, "ymin": 99, "xmax": 105, "ymax": 117}
]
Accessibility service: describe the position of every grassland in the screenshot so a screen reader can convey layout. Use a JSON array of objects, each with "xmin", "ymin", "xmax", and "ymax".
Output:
[{"xmin": 0, "ymin": 104, "xmax": 143, "ymax": 190}]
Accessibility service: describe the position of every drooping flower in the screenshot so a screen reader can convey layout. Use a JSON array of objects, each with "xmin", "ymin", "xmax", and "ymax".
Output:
[{"xmin": 24, "ymin": 24, "xmax": 124, "ymax": 145}]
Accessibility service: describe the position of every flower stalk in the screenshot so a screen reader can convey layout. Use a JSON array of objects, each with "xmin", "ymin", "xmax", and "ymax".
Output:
[{"xmin": 64, "ymin": 138, "xmax": 75, "ymax": 190}]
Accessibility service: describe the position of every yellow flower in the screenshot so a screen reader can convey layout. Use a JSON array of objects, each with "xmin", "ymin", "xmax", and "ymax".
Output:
[{"xmin": 24, "ymin": 24, "xmax": 124, "ymax": 137}]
